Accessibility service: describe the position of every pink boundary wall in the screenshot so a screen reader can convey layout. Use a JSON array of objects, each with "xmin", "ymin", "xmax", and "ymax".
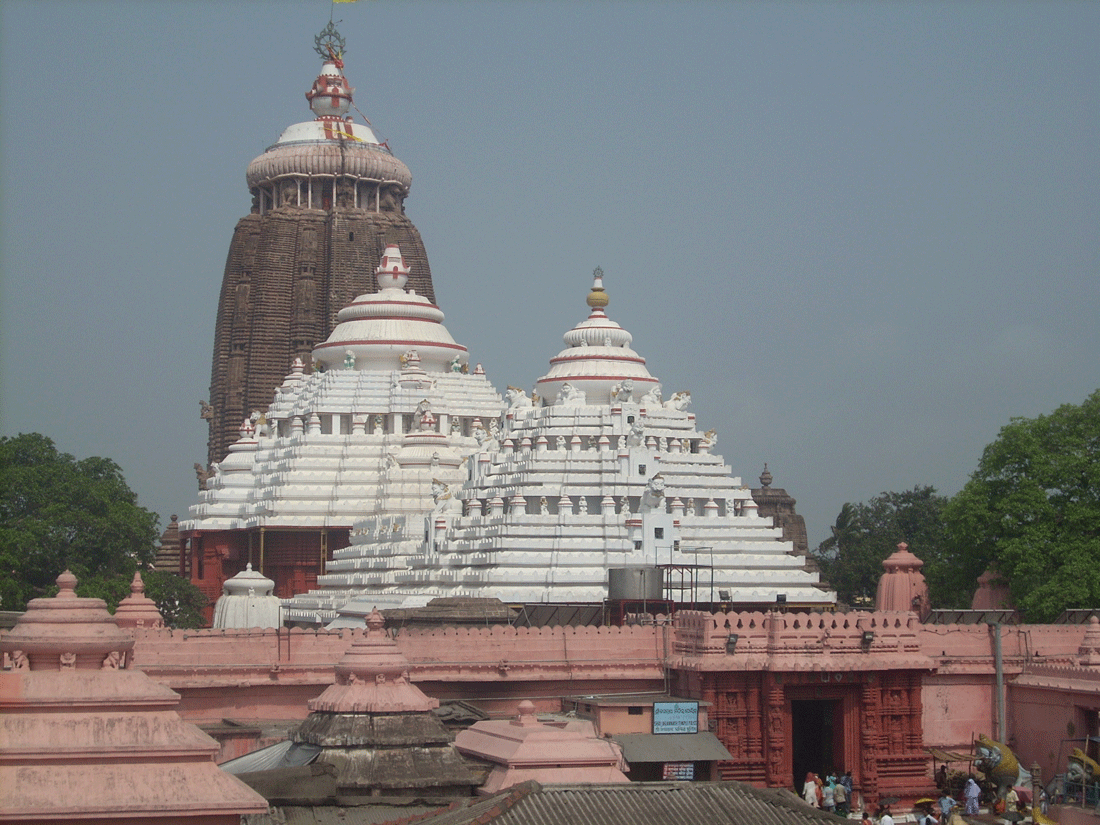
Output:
[{"xmin": 4, "ymin": 611, "xmax": 1093, "ymax": 789}]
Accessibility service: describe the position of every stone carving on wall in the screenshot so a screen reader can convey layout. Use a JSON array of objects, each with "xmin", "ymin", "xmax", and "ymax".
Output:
[
  {"xmin": 640, "ymin": 384, "xmax": 662, "ymax": 406},
  {"xmin": 626, "ymin": 420, "xmax": 645, "ymax": 447},
  {"xmin": 194, "ymin": 463, "xmax": 215, "ymax": 490},
  {"xmin": 701, "ymin": 429, "xmax": 718, "ymax": 451},
  {"xmin": 555, "ymin": 383, "xmax": 587, "ymax": 407},
  {"xmin": 336, "ymin": 180, "xmax": 354, "ymax": 209},
  {"xmin": 379, "ymin": 184, "xmax": 401, "ymax": 212},
  {"xmin": 102, "ymin": 650, "xmax": 123, "ymax": 670},
  {"xmin": 279, "ymin": 179, "xmax": 298, "ymax": 207},
  {"xmin": 609, "ymin": 379, "xmax": 634, "ymax": 404},
  {"xmin": 640, "ymin": 475, "xmax": 666, "ymax": 513},
  {"xmin": 506, "ymin": 386, "xmax": 533, "ymax": 409},
  {"xmin": 293, "ymin": 278, "xmax": 316, "ymax": 321},
  {"xmin": 430, "ymin": 479, "xmax": 462, "ymax": 516},
  {"xmin": 663, "ymin": 391, "xmax": 691, "ymax": 410}
]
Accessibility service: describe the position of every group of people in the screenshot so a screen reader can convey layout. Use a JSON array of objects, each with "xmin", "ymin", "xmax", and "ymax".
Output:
[
  {"xmin": 934, "ymin": 775, "xmax": 984, "ymax": 817},
  {"xmin": 801, "ymin": 770, "xmax": 988, "ymax": 823},
  {"xmin": 801, "ymin": 770, "xmax": 853, "ymax": 816}
]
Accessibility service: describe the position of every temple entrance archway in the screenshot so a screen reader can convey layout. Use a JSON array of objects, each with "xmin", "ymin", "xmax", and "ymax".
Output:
[{"xmin": 791, "ymin": 698, "xmax": 843, "ymax": 785}]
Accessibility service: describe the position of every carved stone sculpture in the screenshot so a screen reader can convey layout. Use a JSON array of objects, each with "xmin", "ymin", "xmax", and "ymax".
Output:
[
  {"xmin": 663, "ymin": 390, "xmax": 691, "ymax": 410},
  {"xmin": 975, "ymin": 733, "xmax": 1031, "ymax": 801},
  {"xmin": 506, "ymin": 386, "xmax": 533, "ymax": 409}
]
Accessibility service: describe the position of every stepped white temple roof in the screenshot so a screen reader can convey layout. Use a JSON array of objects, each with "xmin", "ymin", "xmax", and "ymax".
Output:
[
  {"xmin": 180, "ymin": 245, "xmax": 502, "ymax": 533},
  {"xmin": 284, "ymin": 271, "xmax": 833, "ymax": 623}
]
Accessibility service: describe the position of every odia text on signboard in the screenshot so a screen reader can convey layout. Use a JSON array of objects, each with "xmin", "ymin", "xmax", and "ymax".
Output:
[{"xmin": 652, "ymin": 701, "xmax": 698, "ymax": 734}]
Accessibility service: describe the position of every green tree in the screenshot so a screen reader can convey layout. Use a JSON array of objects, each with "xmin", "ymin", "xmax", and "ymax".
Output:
[
  {"xmin": 72, "ymin": 570, "xmax": 208, "ymax": 629},
  {"xmin": 812, "ymin": 487, "xmax": 948, "ymax": 607},
  {"xmin": 942, "ymin": 389, "xmax": 1100, "ymax": 622},
  {"xmin": 0, "ymin": 433, "xmax": 160, "ymax": 610}
]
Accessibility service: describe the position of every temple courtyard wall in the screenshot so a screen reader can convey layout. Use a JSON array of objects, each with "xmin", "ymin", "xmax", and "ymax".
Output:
[{"xmin": 8, "ymin": 612, "xmax": 1090, "ymax": 792}]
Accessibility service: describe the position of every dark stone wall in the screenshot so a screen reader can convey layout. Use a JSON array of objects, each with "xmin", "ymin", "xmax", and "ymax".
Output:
[
  {"xmin": 207, "ymin": 207, "xmax": 433, "ymax": 465},
  {"xmin": 751, "ymin": 485, "xmax": 811, "ymax": 559}
]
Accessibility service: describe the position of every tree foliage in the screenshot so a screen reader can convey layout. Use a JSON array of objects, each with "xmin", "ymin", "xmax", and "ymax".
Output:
[
  {"xmin": 0, "ymin": 433, "xmax": 160, "ymax": 610},
  {"xmin": 942, "ymin": 389, "xmax": 1100, "ymax": 622},
  {"xmin": 71, "ymin": 570, "xmax": 208, "ymax": 629},
  {"xmin": 811, "ymin": 487, "xmax": 948, "ymax": 608}
]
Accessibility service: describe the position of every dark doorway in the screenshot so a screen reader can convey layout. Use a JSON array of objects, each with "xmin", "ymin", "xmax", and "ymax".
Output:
[{"xmin": 791, "ymin": 699, "xmax": 840, "ymax": 787}]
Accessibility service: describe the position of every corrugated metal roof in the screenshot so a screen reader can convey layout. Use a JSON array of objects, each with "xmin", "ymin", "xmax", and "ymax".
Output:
[
  {"xmin": 614, "ymin": 733, "xmax": 732, "ymax": 763},
  {"xmin": 220, "ymin": 740, "xmax": 321, "ymax": 775},
  {"xmin": 243, "ymin": 802, "xmax": 450, "ymax": 825},
  {"xmin": 402, "ymin": 780, "xmax": 855, "ymax": 825}
]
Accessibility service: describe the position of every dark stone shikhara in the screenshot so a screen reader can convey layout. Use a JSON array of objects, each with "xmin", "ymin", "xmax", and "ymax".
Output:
[{"xmin": 206, "ymin": 38, "xmax": 434, "ymax": 467}]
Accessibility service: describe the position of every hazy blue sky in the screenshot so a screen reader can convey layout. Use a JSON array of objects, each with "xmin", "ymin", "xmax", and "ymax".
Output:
[{"xmin": 2, "ymin": 1, "xmax": 1097, "ymax": 552}]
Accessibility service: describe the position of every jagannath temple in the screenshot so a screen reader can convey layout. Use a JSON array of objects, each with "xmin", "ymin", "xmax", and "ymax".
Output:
[
  {"xmin": 4, "ymin": 23, "xmax": 1100, "ymax": 825},
  {"xmin": 184, "ymin": 29, "xmax": 829, "ymax": 620}
]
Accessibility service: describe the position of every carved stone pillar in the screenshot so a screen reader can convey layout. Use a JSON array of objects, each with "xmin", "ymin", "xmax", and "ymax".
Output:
[
  {"xmin": 859, "ymin": 675, "xmax": 880, "ymax": 805},
  {"xmin": 747, "ymin": 679, "xmax": 763, "ymax": 760},
  {"xmin": 908, "ymin": 672, "xmax": 922, "ymax": 751},
  {"xmin": 764, "ymin": 672, "xmax": 788, "ymax": 788}
]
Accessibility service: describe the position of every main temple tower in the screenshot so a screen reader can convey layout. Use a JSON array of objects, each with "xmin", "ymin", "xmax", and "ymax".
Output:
[{"xmin": 206, "ymin": 24, "xmax": 434, "ymax": 466}]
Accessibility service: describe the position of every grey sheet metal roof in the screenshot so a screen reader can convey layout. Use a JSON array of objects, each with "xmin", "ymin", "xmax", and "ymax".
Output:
[
  {"xmin": 613, "ymin": 732, "xmax": 732, "ymax": 763},
  {"xmin": 220, "ymin": 739, "xmax": 321, "ymax": 775},
  {"xmin": 403, "ymin": 780, "xmax": 850, "ymax": 825},
  {"xmin": 243, "ymin": 802, "xmax": 449, "ymax": 825}
]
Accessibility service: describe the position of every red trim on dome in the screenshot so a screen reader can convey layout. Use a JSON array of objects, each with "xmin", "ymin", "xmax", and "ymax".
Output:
[
  {"xmin": 345, "ymin": 300, "xmax": 442, "ymax": 311},
  {"xmin": 337, "ymin": 314, "xmax": 443, "ymax": 324},
  {"xmin": 537, "ymin": 375, "xmax": 658, "ymax": 383},
  {"xmin": 314, "ymin": 340, "xmax": 467, "ymax": 352},
  {"xmin": 548, "ymin": 354, "xmax": 647, "ymax": 365}
]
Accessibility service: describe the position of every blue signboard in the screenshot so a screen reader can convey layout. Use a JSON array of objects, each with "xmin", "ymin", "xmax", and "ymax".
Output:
[{"xmin": 652, "ymin": 701, "xmax": 699, "ymax": 734}]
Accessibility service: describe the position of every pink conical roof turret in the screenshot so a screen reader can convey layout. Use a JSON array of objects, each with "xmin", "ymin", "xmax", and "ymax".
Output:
[
  {"xmin": 875, "ymin": 542, "xmax": 931, "ymax": 618},
  {"xmin": 113, "ymin": 572, "xmax": 165, "ymax": 629},
  {"xmin": 308, "ymin": 608, "xmax": 438, "ymax": 713},
  {"xmin": 0, "ymin": 571, "xmax": 268, "ymax": 820}
]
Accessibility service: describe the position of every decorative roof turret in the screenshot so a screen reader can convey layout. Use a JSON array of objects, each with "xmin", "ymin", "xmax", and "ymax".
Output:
[
  {"xmin": 313, "ymin": 244, "xmax": 467, "ymax": 372},
  {"xmin": 536, "ymin": 267, "xmax": 657, "ymax": 405},
  {"xmin": 1, "ymin": 570, "xmax": 133, "ymax": 671},
  {"xmin": 971, "ymin": 565, "xmax": 1015, "ymax": 611},
  {"xmin": 1078, "ymin": 616, "xmax": 1100, "ymax": 668},
  {"xmin": 875, "ymin": 542, "xmax": 931, "ymax": 618},
  {"xmin": 245, "ymin": 25, "xmax": 412, "ymax": 196},
  {"xmin": 113, "ymin": 572, "xmax": 165, "ymax": 629},
  {"xmin": 306, "ymin": 23, "xmax": 354, "ymax": 119},
  {"xmin": 309, "ymin": 608, "xmax": 437, "ymax": 713},
  {"xmin": 454, "ymin": 699, "xmax": 629, "ymax": 795},
  {"xmin": 294, "ymin": 608, "xmax": 479, "ymax": 797},
  {"xmin": 0, "ymin": 571, "xmax": 269, "ymax": 820},
  {"xmin": 212, "ymin": 563, "xmax": 282, "ymax": 629}
]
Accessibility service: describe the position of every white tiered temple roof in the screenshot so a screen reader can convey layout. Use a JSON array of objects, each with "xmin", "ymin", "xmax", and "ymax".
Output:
[
  {"xmin": 180, "ymin": 245, "xmax": 502, "ymax": 534},
  {"xmin": 285, "ymin": 272, "xmax": 833, "ymax": 623}
]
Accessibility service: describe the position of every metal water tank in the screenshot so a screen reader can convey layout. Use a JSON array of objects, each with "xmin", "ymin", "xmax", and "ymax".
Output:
[{"xmin": 608, "ymin": 567, "xmax": 663, "ymax": 600}]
